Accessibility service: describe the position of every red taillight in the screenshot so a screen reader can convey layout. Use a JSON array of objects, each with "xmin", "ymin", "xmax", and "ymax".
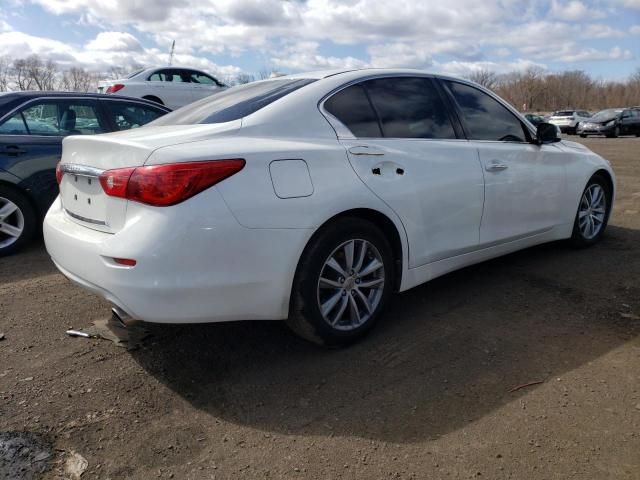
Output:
[
  {"xmin": 98, "ymin": 160, "xmax": 245, "ymax": 207},
  {"xmin": 113, "ymin": 258, "xmax": 137, "ymax": 266},
  {"xmin": 55, "ymin": 163, "xmax": 64, "ymax": 185},
  {"xmin": 106, "ymin": 84, "xmax": 125, "ymax": 94}
]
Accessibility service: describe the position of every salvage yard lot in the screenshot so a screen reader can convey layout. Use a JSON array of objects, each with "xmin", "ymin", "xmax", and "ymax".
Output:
[{"xmin": 1, "ymin": 137, "xmax": 639, "ymax": 479}]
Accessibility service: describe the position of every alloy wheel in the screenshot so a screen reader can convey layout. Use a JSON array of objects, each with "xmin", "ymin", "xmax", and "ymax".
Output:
[
  {"xmin": 578, "ymin": 184, "xmax": 606, "ymax": 240},
  {"xmin": 316, "ymin": 239, "xmax": 385, "ymax": 331},
  {"xmin": 0, "ymin": 196, "xmax": 24, "ymax": 249}
]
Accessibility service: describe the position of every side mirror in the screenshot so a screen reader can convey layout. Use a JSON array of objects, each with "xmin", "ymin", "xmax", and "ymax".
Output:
[{"xmin": 536, "ymin": 122, "xmax": 560, "ymax": 144}]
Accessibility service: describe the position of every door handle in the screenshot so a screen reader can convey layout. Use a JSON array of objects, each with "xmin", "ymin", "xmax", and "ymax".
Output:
[
  {"xmin": 485, "ymin": 160, "xmax": 508, "ymax": 172},
  {"xmin": 2, "ymin": 146, "xmax": 27, "ymax": 156},
  {"xmin": 348, "ymin": 145, "xmax": 385, "ymax": 156}
]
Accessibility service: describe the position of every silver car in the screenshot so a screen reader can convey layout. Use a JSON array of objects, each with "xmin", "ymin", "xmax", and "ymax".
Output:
[{"xmin": 548, "ymin": 110, "xmax": 591, "ymax": 135}]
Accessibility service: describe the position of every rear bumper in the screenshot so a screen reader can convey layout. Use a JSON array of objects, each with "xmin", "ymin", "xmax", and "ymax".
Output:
[{"xmin": 43, "ymin": 190, "xmax": 312, "ymax": 323}]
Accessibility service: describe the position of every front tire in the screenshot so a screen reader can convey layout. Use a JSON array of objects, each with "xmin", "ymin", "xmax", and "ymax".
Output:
[
  {"xmin": 0, "ymin": 185, "xmax": 37, "ymax": 257},
  {"xmin": 287, "ymin": 218, "xmax": 395, "ymax": 346},
  {"xmin": 570, "ymin": 175, "xmax": 611, "ymax": 248}
]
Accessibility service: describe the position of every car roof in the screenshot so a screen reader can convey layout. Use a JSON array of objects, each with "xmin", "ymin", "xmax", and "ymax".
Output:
[{"xmin": 0, "ymin": 91, "xmax": 171, "ymax": 111}]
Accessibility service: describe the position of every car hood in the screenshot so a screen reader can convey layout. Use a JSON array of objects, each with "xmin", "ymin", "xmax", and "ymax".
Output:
[{"xmin": 61, "ymin": 121, "xmax": 242, "ymax": 170}]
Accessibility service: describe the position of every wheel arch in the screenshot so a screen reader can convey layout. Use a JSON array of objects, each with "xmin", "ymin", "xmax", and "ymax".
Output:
[
  {"xmin": 296, "ymin": 208, "xmax": 406, "ymax": 292},
  {"xmin": 142, "ymin": 95, "xmax": 164, "ymax": 105}
]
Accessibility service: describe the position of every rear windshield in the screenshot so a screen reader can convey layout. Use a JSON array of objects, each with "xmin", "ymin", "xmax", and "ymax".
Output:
[
  {"xmin": 150, "ymin": 78, "xmax": 316, "ymax": 126},
  {"xmin": 553, "ymin": 111, "xmax": 574, "ymax": 116}
]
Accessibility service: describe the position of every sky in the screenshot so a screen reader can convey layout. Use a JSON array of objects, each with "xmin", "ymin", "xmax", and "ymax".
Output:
[{"xmin": 0, "ymin": 0, "xmax": 639, "ymax": 83}]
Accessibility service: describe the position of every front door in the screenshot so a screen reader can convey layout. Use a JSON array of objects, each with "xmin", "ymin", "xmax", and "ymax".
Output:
[{"xmin": 440, "ymin": 80, "xmax": 566, "ymax": 246}]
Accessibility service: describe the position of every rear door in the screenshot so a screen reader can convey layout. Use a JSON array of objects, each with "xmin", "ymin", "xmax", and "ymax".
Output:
[
  {"xmin": 324, "ymin": 76, "xmax": 485, "ymax": 268},
  {"xmin": 441, "ymin": 80, "xmax": 566, "ymax": 245},
  {"xmin": 0, "ymin": 98, "xmax": 106, "ymax": 214}
]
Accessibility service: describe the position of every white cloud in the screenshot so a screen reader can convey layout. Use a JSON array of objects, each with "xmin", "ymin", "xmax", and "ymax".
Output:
[
  {"xmin": 270, "ymin": 42, "xmax": 367, "ymax": 71},
  {"xmin": 549, "ymin": 0, "xmax": 607, "ymax": 21},
  {"xmin": 630, "ymin": 25, "xmax": 640, "ymax": 34},
  {"xmin": 0, "ymin": 30, "xmax": 242, "ymax": 81},
  {"xmin": 86, "ymin": 31, "xmax": 143, "ymax": 52}
]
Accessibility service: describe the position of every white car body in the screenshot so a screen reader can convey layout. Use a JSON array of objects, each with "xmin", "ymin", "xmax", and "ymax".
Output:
[
  {"xmin": 548, "ymin": 110, "xmax": 592, "ymax": 134},
  {"xmin": 98, "ymin": 67, "xmax": 226, "ymax": 110},
  {"xmin": 45, "ymin": 69, "xmax": 614, "ymax": 330}
]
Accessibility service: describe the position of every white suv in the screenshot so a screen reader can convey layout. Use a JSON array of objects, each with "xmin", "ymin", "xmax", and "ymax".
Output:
[
  {"xmin": 548, "ymin": 110, "xmax": 591, "ymax": 135},
  {"xmin": 98, "ymin": 67, "xmax": 227, "ymax": 110}
]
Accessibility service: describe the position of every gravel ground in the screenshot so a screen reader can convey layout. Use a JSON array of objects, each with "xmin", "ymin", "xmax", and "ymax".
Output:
[{"xmin": 1, "ymin": 137, "xmax": 639, "ymax": 479}]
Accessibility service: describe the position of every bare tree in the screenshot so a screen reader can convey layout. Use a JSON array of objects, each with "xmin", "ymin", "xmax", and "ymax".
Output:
[
  {"xmin": 0, "ymin": 55, "xmax": 11, "ymax": 92},
  {"xmin": 234, "ymin": 73, "xmax": 255, "ymax": 85},
  {"xmin": 107, "ymin": 66, "xmax": 131, "ymax": 80},
  {"xmin": 60, "ymin": 67, "xmax": 98, "ymax": 92},
  {"xmin": 22, "ymin": 54, "xmax": 58, "ymax": 90},
  {"xmin": 12, "ymin": 58, "xmax": 35, "ymax": 91},
  {"xmin": 467, "ymin": 69, "xmax": 498, "ymax": 90}
]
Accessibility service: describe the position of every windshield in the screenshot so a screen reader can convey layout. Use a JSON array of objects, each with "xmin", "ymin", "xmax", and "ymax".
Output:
[
  {"xmin": 591, "ymin": 109, "xmax": 623, "ymax": 121},
  {"xmin": 150, "ymin": 78, "xmax": 316, "ymax": 126},
  {"xmin": 553, "ymin": 111, "xmax": 574, "ymax": 117}
]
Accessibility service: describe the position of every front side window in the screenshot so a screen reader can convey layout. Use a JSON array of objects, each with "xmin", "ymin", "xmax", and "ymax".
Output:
[
  {"xmin": 0, "ymin": 100, "xmax": 105, "ymax": 136},
  {"xmin": 444, "ymin": 81, "xmax": 527, "ymax": 142},
  {"xmin": 189, "ymin": 71, "xmax": 222, "ymax": 86},
  {"xmin": 150, "ymin": 78, "xmax": 316, "ymax": 125},
  {"xmin": 103, "ymin": 101, "xmax": 166, "ymax": 131},
  {"xmin": 364, "ymin": 77, "xmax": 456, "ymax": 139}
]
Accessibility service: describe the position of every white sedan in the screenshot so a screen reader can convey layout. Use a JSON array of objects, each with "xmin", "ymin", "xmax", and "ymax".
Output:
[
  {"xmin": 98, "ymin": 67, "xmax": 227, "ymax": 110},
  {"xmin": 45, "ymin": 69, "xmax": 615, "ymax": 346}
]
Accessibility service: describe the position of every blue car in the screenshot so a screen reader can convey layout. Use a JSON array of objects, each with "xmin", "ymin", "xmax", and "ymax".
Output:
[{"xmin": 0, "ymin": 92, "xmax": 170, "ymax": 256}]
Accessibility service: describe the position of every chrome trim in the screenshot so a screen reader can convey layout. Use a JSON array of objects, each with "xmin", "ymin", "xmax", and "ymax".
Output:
[
  {"xmin": 60, "ymin": 164, "xmax": 105, "ymax": 178},
  {"xmin": 65, "ymin": 209, "xmax": 107, "ymax": 226}
]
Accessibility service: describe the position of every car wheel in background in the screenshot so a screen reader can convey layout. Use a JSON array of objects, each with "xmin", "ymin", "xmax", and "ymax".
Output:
[
  {"xmin": 580, "ymin": 134, "xmax": 587, "ymax": 138},
  {"xmin": 287, "ymin": 217, "xmax": 395, "ymax": 347},
  {"xmin": 570, "ymin": 174, "xmax": 611, "ymax": 248},
  {"xmin": 0, "ymin": 185, "xmax": 37, "ymax": 257}
]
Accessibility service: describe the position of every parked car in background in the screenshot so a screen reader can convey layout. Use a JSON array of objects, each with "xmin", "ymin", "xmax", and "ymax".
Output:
[
  {"xmin": 0, "ymin": 92, "xmax": 170, "ymax": 256},
  {"xmin": 548, "ymin": 110, "xmax": 591, "ymax": 134},
  {"xmin": 578, "ymin": 108, "xmax": 640, "ymax": 138},
  {"xmin": 98, "ymin": 67, "xmax": 227, "ymax": 110},
  {"xmin": 45, "ymin": 69, "xmax": 614, "ymax": 347},
  {"xmin": 523, "ymin": 113, "xmax": 561, "ymax": 136}
]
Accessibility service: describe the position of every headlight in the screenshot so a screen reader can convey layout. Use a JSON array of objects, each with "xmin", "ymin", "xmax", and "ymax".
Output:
[{"xmin": 605, "ymin": 120, "xmax": 615, "ymax": 127}]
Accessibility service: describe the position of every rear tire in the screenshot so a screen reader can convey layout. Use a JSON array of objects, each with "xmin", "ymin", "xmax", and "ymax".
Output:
[
  {"xmin": 287, "ymin": 217, "xmax": 395, "ymax": 347},
  {"xmin": 579, "ymin": 134, "xmax": 587, "ymax": 138},
  {"xmin": 570, "ymin": 174, "xmax": 611, "ymax": 248},
  {"xmin": 0, "ymin": 185, "xmax": 37, "ymax": 257}
]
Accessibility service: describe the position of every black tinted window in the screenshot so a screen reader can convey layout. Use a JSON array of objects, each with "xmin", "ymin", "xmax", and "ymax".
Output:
[
  {"xmin": 445, "ymin": 81, "xmax": 526, "ymax": 142},
  {"xmin": 103, "ymin": 101, "xmax": 167, "ymax": 131},
  {"xmin": 151, "ymin": 79, "xmax": 316, "ymax": 125},
  {"xmin": 364, "ymin": 77, "xmax": 456, "ymax": 139},
  {"xmin": 324, "ymin": 84, "xmax": 382, "ymax": 137}
]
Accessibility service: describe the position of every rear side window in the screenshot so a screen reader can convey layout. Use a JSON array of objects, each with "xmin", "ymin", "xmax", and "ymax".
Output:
[
  {"xmin": 151, "ymin": 78, "xmax": 316, "ymax": 125},
  {"xmin": 445, "ymin": 81, "xmax": 527, "ymax": 142},
  {"xmin": 364, "ymin": 77, "xmax": 456, "ymax": 139},
  {"xmin": 324, "ymin": 84, "xmax": 382, "ymax": 137},
  {"xmin": 103, "ymin": 101, "xmax": 167, "ymax": 131}
]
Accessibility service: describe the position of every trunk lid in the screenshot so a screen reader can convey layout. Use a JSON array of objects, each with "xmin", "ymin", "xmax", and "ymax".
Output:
[{"xmin": 58, "ymin": 122, "xmax": 241, "ymax": 233}]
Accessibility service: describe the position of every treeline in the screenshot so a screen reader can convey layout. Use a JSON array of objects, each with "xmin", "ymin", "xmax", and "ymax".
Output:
[
  {"xmin": 2, "ymin": 54, "xmax": 639, "ymax": 112},
  {"xmin": 467, "ymin": 67, "xmax": 640, "ymax": 112}
]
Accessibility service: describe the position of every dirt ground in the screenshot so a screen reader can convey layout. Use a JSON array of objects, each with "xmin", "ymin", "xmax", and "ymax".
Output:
[{"xmin": 1, "ymin": 137, "xmax": 639, "ymax": 480}]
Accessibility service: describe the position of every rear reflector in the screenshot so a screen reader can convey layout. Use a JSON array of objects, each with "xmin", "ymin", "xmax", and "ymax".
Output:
[
  {"xmin": 98, "ymin": 159, "xmax": 245, "ymax": 207},
  {"xmin": 55, "ymin": 162, "xmax": 63, "ymax": 185},
  {"xmin": 113, "ymin": 258, "xmax": 137, "ymax": 266},
  {"xmin": 106, "ymin": 84, "xmax": 125, "ymax": 94}
]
